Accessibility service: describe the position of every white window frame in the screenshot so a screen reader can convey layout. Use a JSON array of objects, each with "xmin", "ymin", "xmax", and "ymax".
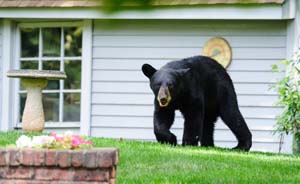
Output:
[{"xmin": 1, "ymin": 20, "xmax": 92, "ymax": 136}]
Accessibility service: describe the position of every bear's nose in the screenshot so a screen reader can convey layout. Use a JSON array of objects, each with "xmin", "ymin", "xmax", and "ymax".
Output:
[
  {"xmin": 159, "ymin": 97, "xmax": 168, "ymax": 105},
  {"xmin": 157, "ymin": 86, "xmax": 171, "ymax": 107}
]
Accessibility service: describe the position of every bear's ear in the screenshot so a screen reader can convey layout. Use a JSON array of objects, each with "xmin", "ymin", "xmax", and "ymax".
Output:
[
  {"xmin": 177, "ymin": 68, "xmax": 190, "ymax": 76},
  {"xmin": 142, "ymin": 64, "xmax": 157, "ymax": 79}
]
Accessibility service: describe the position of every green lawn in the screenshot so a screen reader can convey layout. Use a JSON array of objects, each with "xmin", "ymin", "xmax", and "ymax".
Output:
[{"xmin": 1, "ymin": 131, "xmax": 300, "ymax": 184}]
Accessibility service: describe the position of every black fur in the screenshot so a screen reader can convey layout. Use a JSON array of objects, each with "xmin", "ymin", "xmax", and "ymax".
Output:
[{"xmin": 142, "ymin": 55, "xmax": 252, "ymax": 151}]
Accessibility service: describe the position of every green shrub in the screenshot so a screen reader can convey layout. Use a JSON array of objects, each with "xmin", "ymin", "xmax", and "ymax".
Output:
[{"xmin": 271, "ymin": 51, "xmax": 300, "ymax": 142}]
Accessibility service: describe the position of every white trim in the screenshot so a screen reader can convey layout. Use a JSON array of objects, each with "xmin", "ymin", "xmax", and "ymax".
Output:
[
  {"xmin": 13, "ymin": 23, "xmax": 21, "ymax": 128},
  {"xmin": 80, "ymin": 19, "xmax": 92, "ymax": 136},
  {"xmin": 0, "ymin": 5, "xmax": 290, "ymax": 20},
  {"xmin": 18, "ymin": 22, "xmax": 83, "ymax": 28},
  {"xmin": 282, "ymin": 0, "xmax": 296, "ymax": 19},
  {"xmin": 13, "ymin": 21, "xmax": 87, "ymax": 130},
  {"xmin": 38, "ymin": 28, "xmax": 42, "ymax": 70},
  {"xmin": 15, "ymin": 122, "xmax": 80, "ymax": 129},
  {"xmin": 21, "ymin": 57, "xmax": 81, "ymax": 61},
  {"xmin": 19, "ymin": 90, "xmax": 81, "ymax": 93},
  {"xmin": 59, "ymin": 27, "xmax": 64, "ymax": 122},
  {"xmin": 1, "ymin": 20, "xmax": 16, "ymax": 131}
]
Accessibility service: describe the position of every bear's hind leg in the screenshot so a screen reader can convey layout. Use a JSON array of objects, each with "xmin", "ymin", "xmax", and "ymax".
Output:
[{"xmin": 219, "ymin": 88, "xmax": 252, "ymax": 151}]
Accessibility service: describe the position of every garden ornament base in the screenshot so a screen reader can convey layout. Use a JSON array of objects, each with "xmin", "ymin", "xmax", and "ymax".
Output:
[
  {"xmin": 7, "ymin": 70, "xmax": 66, "ymax": 132},
  {"xmin": 0, "ymin": 148, "xmax": 118, "ymax": 184}
]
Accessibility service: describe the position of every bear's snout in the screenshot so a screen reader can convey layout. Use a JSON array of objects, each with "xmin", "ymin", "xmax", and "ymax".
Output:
[{"xmin": 157, "ymin": 86, "xmax": 171, "ymax": 107}]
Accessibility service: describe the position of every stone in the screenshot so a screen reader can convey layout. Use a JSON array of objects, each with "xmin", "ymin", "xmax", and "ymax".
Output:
[
  {"xmin": 7, "ymin": 69, "xmax": 66, "ymax": 132},
  {"xmin": 71, "ymin": 150, "xmax": 84, "ymax": 168},
  {"xmin": 84, "ymin": 150, "xmax": 98, "ymax": 168},
  {"xmin": 0, "ymin": 149, "xmax": 7, "ymax": 166},
  {"xmin": 0, "ymin": 148, "xmax": 118, "ymax": 183},
  {"xmin": 57, "ymin": 150, "xmax": 71, "ymax": 168},
  {"xmin": 20, "ymin": 149, "xmax": 33, "ymax": 166},
  {"xmin": 73, "ymin": 169, "xmax": 109, "ymax": 182},
  {"xmin": 45, "ymin": 149, "xmax": 57, "ymax": 166}
]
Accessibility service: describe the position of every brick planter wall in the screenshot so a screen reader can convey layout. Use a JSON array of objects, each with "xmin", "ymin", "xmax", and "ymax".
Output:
[{"xmin": 0, "ymin": 148, "xmax": 119, "ymax": 184}]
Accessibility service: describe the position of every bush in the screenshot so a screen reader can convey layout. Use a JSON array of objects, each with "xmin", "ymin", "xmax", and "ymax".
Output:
[{"xmin": 271, "ymin": 51, "xmax": 300, "ymax": 145}]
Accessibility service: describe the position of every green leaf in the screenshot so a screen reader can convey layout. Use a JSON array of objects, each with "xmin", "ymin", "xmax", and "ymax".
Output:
[{"xmin": 271, "ymin": 64, "xmax": 279, "ymax": 72}]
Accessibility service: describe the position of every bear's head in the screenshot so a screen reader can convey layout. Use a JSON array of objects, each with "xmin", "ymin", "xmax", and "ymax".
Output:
[{"xmin": 142, "ymin": 63, "xmax": 189, "ymax": 107}]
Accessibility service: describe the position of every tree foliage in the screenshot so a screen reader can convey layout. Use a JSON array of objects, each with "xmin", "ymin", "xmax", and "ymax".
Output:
[{"xmin": 101, "ymin": 0, "xmax": 153, "ymax": 12}]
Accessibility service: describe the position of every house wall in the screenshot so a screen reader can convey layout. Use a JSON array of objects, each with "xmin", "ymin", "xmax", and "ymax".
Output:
[
  {"xmin": 0, "ymin": 20, "xmax": 3, "ymax": 125},
  {"xmin": 90, "ymin": 20, "xmax": 287, "ymax": 153}
]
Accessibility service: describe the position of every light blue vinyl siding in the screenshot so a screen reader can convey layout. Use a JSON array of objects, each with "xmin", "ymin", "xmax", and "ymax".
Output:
[{"xmin": 91, "ymin": 20, "xmax": 287, "ymax": 153}]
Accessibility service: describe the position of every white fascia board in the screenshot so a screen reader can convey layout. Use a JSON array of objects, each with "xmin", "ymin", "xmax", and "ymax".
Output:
[{"xmin": 0, "ymin": 5, "xmax": 291, "ymax": 20}]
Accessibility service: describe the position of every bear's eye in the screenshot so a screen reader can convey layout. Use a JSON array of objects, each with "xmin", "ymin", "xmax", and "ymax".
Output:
[
  {"xmin": 151, "ymin": 84, "xmax": 161, "ymax": 91},
  {"xmin": 168, "ymin": 83, "xmax": 174, "ymax": 88}
]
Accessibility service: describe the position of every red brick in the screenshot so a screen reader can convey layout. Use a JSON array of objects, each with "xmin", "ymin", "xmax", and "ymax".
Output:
[
  {"xmin": 21, "ymin": 149, "xmax": 33, "ymax": 166},
  {"xmin": 8, "ymin": 149, "xmax": 21, "ymax": 166},
  {"xmin": 0, "ymin": 180, "xmax": 17, "ymax": 184},
  {"xmin": 84, "ymin": 150, "xmax": 97, "ymax": 168},
  {"xmin": 0, "ymin": 166, "xmax": 34, "ymax": 179},
  {"xmin": 0, "ymin": 149, "xmax": 7, "ymax": 166},
  {"xmin": 33, "ymin": 149, "xmax": 45, "ymax": 166},
  {"xmin": 45, "ymin": 149, "xmax": 56, "ymax": 166},
  {"xmin": 0, "ymin": 179, "xmax": 12, "ymax": 184},
  {"xmin": 15, "ymin": 180, "xmax": 34, "ymax": 184},
  {"xmin": 73, "ymin": 169, "xmax": 109, "ymax": 182},
  {"xmin": 14, "ymin": 180, "xmax": 56, "ymax": 184},
  {"xmin": 71, "ymin": 150, "xmax": 84, "ymax": 168},
  {"xmin": 57, "ymin": 151, "xmax": 70, "ymax": 168},
  {"xmin": 35, "ymin": 168, "xmax": 74, "ymax": 181},
  {"xmin": 110, "ymin": 166, "xmax": 116, "ymax": 178},
  {"xmin": 110, "ymin": 178, "xmax": 116, "ymax": 184},
  {"xmin": 113, "ymin": 149, "xmax": 119, "ymax": 165},
  {"xmin": 97, "ymin": 149, "xmax": 113, "ymax": 168}
]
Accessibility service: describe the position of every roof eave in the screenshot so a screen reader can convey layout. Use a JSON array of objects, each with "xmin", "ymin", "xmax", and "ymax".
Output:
[{"xmin": 0, "ymin": 3, "xmax": 293, "ymax": 20}]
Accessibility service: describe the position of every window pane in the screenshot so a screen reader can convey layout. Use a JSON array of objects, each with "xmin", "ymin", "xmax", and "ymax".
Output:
[
  {"xmin": 64, "ymin": 27, "xmax": 82, "ymax": 56},
  {"xmin": 21, "ymin": 28, "xmax": 39, "ymax": 57},
  {"xmin": 42, "ymin": 28, "xmax": 61, "ymax": 57},
  {"xmin": 43, "ymin": 93, "xmax": 59, "ymax": 122},
  {"xmin": 43, "ymin": 60, "xmax": 60, "ymax": 70},
  {"xmin": 43, "ymin": 60, "xmax": 60, "ymax": 90},
  {"xmin": 21, "ymin": 61, "xmax": 38, "ymax": 69},
  {"xmin": 63, "ymin": 93, "xmax": 80, "ymax": 122},
  {"xmin": 64, "ymin": 60, "xmax": 81, "ymax": 89},
  {"xmin": 20, "ymin": 61, "xmax": 39, "ymax": 90},
  {"xmin": 19, "ymin": 93, "xmax": 26, "ymax": 122}
]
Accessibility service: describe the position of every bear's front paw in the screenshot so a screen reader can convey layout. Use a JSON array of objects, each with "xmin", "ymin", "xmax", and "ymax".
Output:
[
  {"xmin": 156, "ymin": 132, "xmax": 177, "ymax": 146},
  {"xmin": 168, "ymin": 134, "xmax": 177, "ymax": 146},
  {"xmin": 182, "ymin": 136, "xmax": 199, "ymax": 146}
]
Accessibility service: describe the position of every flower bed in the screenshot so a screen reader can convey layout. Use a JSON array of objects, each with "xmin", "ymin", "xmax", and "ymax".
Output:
[
  {"xmin": 0, "ymin": 147, "xmax": 118, "ymax": 184},
  {"xmin": 16, "ymin": 132, "xmax": 93, "ymax": 149}
]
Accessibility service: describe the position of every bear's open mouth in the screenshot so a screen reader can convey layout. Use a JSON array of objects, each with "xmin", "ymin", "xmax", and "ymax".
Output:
[
  {"xmin": 158, "ymin": 95, "xmax": 171, "ymax": 107},
  {"xmin": 157, "ymin": 86, "xmax": 171, "ymax": 107},
  {"xmin": 159, "ymin": 99, "xmax": 168, "ymax": 106}
]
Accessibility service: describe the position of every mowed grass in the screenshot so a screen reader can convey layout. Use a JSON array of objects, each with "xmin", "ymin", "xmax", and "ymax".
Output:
[{"xmin": 1, "ymin": 131, "xmax": 300, "ymax": 184}]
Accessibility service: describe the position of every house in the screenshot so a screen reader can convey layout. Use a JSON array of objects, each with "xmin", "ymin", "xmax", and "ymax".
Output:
[{"xmin": 0, "ymin": 0, "xmax": 299, "ymax": 153}]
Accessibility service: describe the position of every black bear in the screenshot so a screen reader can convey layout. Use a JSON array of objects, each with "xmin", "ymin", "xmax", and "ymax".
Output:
[{"xmin": 142, "ymin": 55, "xmax": 252, "ymax": 151}]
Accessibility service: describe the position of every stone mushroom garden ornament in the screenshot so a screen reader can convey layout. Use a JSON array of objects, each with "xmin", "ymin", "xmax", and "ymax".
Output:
[{"xmin": 7, "ymin": 70, "xmax": 66, "ymax": 132}]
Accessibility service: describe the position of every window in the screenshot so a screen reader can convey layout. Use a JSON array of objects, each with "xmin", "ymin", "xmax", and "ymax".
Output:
[{"xmin": 17, "ymin": 22, "xmax": 83, "ymax": 125}]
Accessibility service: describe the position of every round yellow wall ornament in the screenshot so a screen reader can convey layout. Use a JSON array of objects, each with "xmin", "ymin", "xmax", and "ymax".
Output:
[{"xmin": 202, "ymin": 37, "xmax": 232, "ymax": 68}]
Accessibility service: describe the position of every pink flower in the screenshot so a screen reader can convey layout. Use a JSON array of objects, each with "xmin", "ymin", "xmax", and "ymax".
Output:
[
  {"xmin": 16, "ymin": 132, "xmax": 93, "ymax": 150},
  {"xmin": 50, "ymin": 132, "xmax": 64, "ymax": 142}
]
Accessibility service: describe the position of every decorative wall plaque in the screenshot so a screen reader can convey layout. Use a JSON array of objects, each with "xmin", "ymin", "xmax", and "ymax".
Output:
[{"xmin": 202, "ymin": 37, "xmax": 232, "ymax": 68}]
